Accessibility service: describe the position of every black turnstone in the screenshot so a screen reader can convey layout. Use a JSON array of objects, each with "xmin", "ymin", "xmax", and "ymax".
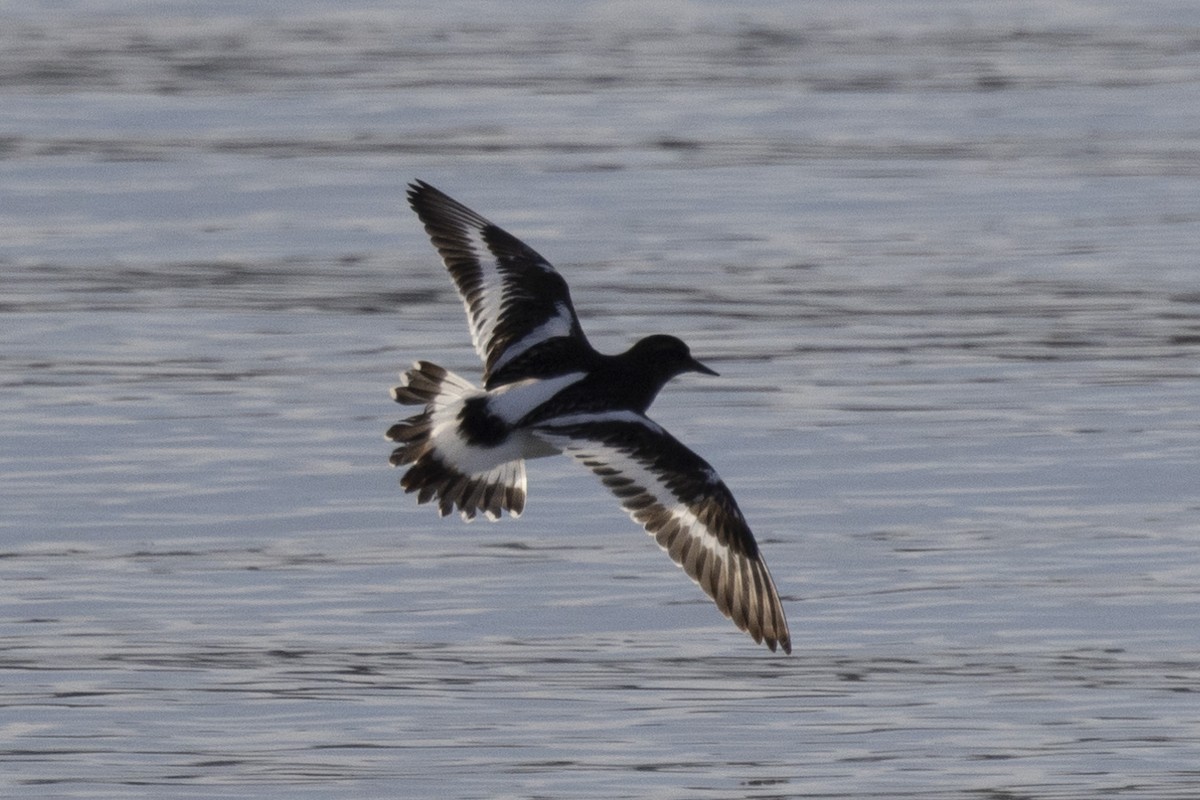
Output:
[{"xmin": 387, "ymin": 180, "xmax": 791, "ymax": 653}]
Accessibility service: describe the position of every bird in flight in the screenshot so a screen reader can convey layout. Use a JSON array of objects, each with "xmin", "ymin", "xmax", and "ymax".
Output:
[{"xmin": 387, "ymin": 181, "xmax": 790, "ymax": 653}]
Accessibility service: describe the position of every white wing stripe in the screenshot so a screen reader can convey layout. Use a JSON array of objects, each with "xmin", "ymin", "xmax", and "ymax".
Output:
[
  {"xmin": 461, "ymin": 228, "xmax": 503, "ymax": 364},
  {"xmin": 488, "ymin": 301, "xmax": 576, "ymax": 376},
  {"xmin": 537, "ymin": 410, "xmax": 666, "ymax": 432}
]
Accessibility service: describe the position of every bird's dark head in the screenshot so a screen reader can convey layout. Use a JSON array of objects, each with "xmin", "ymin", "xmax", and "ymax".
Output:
[{"xmin": 626, "ymin": 334, "xmax": 719, "ymax": 378}]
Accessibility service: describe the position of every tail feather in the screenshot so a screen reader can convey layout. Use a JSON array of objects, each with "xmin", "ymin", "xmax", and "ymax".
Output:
[
  {"xmin": 390, "ymin": 360, "xmax": 475, "ymax": 406},
  {"xmin": 387, "ymin": 361, "xmax": 526, "ymax": 521},
  {"xmin": 386, "ymin": 413, "xmax": 432, "ymax": 465}
]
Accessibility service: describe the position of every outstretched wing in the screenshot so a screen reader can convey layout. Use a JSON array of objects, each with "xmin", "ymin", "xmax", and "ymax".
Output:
[
  {"xmin": 407, "ymin": 180, "xmax": 594, "ymax": 388},
  {"xmin": 534, "ymin": 411, "xmax": 791, "ymax": 653}
]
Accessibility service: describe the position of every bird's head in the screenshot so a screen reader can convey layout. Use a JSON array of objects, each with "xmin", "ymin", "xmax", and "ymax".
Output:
[{"xmin": 627, "ymin": 334, "xmax": 719, "ymax": 378}]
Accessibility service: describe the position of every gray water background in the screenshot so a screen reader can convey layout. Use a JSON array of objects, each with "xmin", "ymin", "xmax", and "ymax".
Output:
[{"xmin": 2, "ymin": 1, "xmax": 1199, "ymax": 797}]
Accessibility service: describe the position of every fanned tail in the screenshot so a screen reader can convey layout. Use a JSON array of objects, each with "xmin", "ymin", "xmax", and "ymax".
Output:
[{"xmin": 387, "ymin": 361, "xmax": 526, "ymax": 521}]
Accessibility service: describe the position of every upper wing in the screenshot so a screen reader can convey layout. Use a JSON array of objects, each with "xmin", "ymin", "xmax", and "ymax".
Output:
[
  {"xmin": 534, "ymin": 411, "xmax": 791, "ymax": 653},
  {"xmin": 407, "ymin": 180, "xmax": 594, "ymax": 388}
]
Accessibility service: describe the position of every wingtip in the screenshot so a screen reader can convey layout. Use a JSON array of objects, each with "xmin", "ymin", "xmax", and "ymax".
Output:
[
  {"xmin": 406, "ymin": 179, "xmax": 431, "ymax": 210},
  {"xmin": 408, "ymin": 179, "xmax": 451, "ymax": 215}
]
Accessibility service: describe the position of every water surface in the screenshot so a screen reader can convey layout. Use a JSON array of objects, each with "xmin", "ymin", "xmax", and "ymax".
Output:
[{"xmin": 2, "ymin": 2, "xmax": 1199, "ymax": 798}]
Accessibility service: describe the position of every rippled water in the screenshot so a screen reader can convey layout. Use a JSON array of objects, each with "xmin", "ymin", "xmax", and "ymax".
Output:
[{"xmin": 3, "ymin": 2, "xmax": 1200, "ymax": 798}]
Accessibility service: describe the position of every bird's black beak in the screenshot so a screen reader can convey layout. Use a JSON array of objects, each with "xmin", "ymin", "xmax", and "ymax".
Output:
[{"xmin": 689, "ymin": 356, "xmax": 719, "ymax": 377}]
